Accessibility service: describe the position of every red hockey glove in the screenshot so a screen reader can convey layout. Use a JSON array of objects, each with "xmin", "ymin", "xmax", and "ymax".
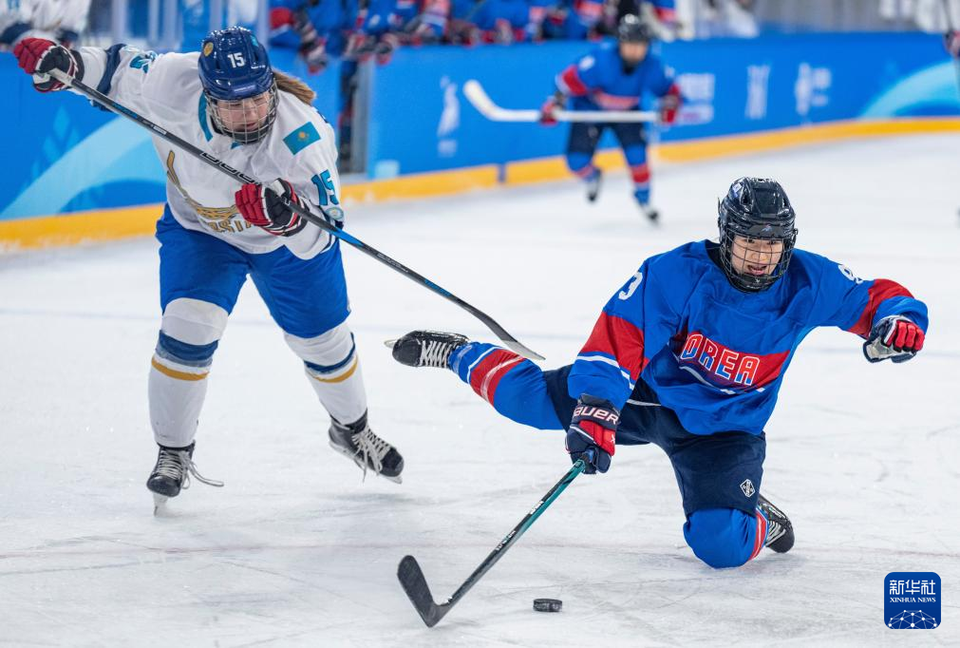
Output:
[
  {"xmin": 539, "ymin": 94, "xmax": 563, "ymax": 126},
  {"xmin": 235, "ymin": 179, "xmax": 307, "ymax": 236},
  {"xmin": 863, "ymin": 316, "xmax": 925, "ymax": 364},
  {"xmin": 13, "ymin": 38, "xmax": 81, "ymax": 92},
  {"xmin": 659, "ymin": 84, "xmax": 682, "ymax": 125},
  {"xmin": 565, "ymin": 395, "xmax": 619, "ymax": 474}
]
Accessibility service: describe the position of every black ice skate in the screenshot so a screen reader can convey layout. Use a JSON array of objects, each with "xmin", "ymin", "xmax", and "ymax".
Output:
[
  {"xmin": 638, "ymin": 203, "xmax": 660, "ymax": 223},
  {"xmin": 758, "ymin": 493, "xmax": 794, "ymax": 553},
  {"xmin": 146, "ymin": 442, "xmax": 223, "ymax": 514},
  {"xmin": 387, "ymin": 330, "xmax": 469, "ymax": 369},
  {"xmin": 586, "ymin": 169, "xmax": 603, "ymax": 203},
  {"xmin": 329, "ymin": 411, "xmax": 404, "ymax": 483}
]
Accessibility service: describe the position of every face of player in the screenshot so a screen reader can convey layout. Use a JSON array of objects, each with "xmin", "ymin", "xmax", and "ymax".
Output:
[
  {"xmin": 213, "ymin": 90, "xmax": 273, "ymax": 134},
  {"xmin": 729, "ymin": 235, "xmax": 784, "ymax": 277},
  {"xmin": 619, "ymin": 42, "xmax": 649, "ymax": 65}
]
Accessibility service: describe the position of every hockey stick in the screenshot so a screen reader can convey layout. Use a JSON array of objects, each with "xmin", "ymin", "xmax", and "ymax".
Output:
[
  {"xmin": 49, "ymin": 69, "xmax": 543, "ymax": 361},
  {"xmin": 397, "ymin": 458, "xmax": 587, "ymax": 627},
  {"xmin": 463, "ymin": 79, "xmax": 659, "ymax": 123}
]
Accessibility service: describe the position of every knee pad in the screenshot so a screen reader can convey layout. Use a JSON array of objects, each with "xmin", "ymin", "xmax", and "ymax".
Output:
[
  {"xmin": 154, "ymin": 299, "xmax": 228, "ymax": 373},
  {"xmin": 683, "ymin": 508, "xmax": 759, "ymax": 569},
  {"xmin": 566, "ymin": 152, "xmax": 594, "ymax": 176},
  {"xmin": 161, "ymin": 298, "xmax": 228, "ymax": 346},
  {"xmin": 285, "ymin": 322, "xmax": 358, "ymax": 381}
]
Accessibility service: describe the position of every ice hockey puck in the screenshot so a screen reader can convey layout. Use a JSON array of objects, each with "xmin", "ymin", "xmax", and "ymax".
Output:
[{"xmin": 533, "ymin": 598, "xmax": 562, "ymax": 613}]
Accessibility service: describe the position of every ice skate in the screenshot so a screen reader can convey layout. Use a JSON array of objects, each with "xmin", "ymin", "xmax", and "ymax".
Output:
[
  {"xmin": 146, "ymin": 442, "xmax": 223, "ymax": 514},
  {"xmin": 638, "ymin": 202, "xmax": 659, "ymax": 223},
  {"xmin": 386, "ymin": 330, "xmax": 469, "ymax": 369},
  {"xmin": 586, "ymin": 169, "xmax": 603, "ymax": 203},
  {"xmin": 329, "ymin": 411, "xmax": 404, "ymax": 483},
  {"xmin": 758, "ymin": 493, "xmax": 794, "ymax": 553}
]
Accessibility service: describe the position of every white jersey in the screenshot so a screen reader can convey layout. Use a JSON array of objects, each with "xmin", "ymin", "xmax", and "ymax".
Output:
[{"xmin": 74, "ymin": 45, "xmax": 341, "ymax": 259}]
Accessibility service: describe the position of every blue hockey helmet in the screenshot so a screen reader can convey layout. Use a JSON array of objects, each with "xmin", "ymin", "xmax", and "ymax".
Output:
[
  {"xmin": 717, "ymin": 177, "xmax": 798, "ymax": 292},
  {"xmin": 198, "ymin": 27, "xmax": 278, "ymax": 144}
]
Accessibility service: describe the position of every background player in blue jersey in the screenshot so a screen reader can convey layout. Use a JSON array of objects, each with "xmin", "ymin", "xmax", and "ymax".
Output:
[
  {"xmin": 387, "ymin": 177, "xmax": 927, "ymax": 569},
  {"xmin": 539, "ymin": 14, "xmax": 681, "ymax": 221}
]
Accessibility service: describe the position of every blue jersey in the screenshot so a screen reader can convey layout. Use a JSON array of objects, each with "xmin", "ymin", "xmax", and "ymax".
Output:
[
  {"xmin": 567, "ymin": 241, "xmax": 929, "ymax": 436},
  {"xmin": 556, "ymin": 42, "xmax": 676, "ymax": 111}
]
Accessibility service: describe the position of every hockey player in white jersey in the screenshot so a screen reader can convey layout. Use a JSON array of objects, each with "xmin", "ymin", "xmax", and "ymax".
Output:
[{"xmin": 13, "ymin": 27, "xmax": 404, "ymax": 506}]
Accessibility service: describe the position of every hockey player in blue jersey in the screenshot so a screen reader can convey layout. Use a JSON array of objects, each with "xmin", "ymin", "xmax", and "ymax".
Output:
[
  {"xmin": 387, "ymin": 177, "xmax": 928, "ymax": 569},
  {"xmin": 540, "ymin": 14, "xmax": 681, "ymax": 221}
]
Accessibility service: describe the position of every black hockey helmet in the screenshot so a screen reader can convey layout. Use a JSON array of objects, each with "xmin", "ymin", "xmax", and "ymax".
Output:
[
  {"xmin": 618, "ymin": 14, "xmax": 654, "ymax": 44},
  {"xmin": 717, "ymin": 177, "xmax": 798, "ymax": 292}
]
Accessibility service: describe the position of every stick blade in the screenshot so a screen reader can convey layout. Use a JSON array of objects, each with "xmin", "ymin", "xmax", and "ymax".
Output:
[
  {"xmin": 501, "ymin": 337, "xmax": 545, "ymax": 362},
  {"xmin": 463, "ymin": 79, "xmax": 539, "ymax": 122},
  {"xmin": 463, "ymin": 79, "xmax": 497, "ymax": 117},
  {"xmin": 397, "ymin": 555, "xmax": 445, "ymax": 627}
]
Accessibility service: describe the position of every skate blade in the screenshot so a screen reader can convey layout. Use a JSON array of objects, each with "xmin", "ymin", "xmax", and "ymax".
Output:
[
  {"xmin": 329, "ymin": 440, "xmax": 403, "ymax": 485},
  {"xmin": 152, "ymin": 493, "xmax": 169, "ymax": 516}
]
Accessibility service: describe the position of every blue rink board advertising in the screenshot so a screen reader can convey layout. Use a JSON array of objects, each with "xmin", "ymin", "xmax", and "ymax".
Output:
[
  {"xmin": 0, "ymin": 48, "xmax": 340, "ymax": 222},
  {"xmin": 366, "ymin": 32, "xmax": 957, "ymax": 177},
  {"xmin": 2, "ymin": 32, "xmax": 957, "ymax": 221}
]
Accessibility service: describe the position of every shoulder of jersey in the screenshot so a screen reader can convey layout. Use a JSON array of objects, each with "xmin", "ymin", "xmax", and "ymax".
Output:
[
  {"xmin": 664, "ymin": 240, "xmax": 710, "ymax": 266},
  {"xmin": 784, "ymin": 247, "xmax": 824, "ymax": 278},
  {"xmin": 151, "ymin": 51, "xmax": 201, "ymax": 80},
  {"xmin": 130, "ymin": 50, "xmax": 201, "ymax": 105},
  {"xmin": 593, "ymin": 42, "xmax": 619, "ymax": 59},
  {"xmin": 140, "ymin": 51, "xmax": 201, "ymax": 91},
  {"xmin": 273, "ymin": 93, "xmax": 334, "ymax": 159},
  {"xmin": 647, "ymin": 240, "xmax": 712, "ymax": 280}
]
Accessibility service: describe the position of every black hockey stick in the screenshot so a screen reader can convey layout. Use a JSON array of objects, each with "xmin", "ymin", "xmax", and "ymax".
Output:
[
  {"xmin": 48, "ymin": 69, "xmax": 544, "ymax": 361},
  {"xmin": 398, "ymin": 458, "xmax": 587, "ymax": 627}
]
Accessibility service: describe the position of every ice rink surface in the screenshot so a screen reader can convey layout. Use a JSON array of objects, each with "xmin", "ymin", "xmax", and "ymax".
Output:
[{"xmin": 1, "ymin": 135, "xmax": 959, "ymax": 646}]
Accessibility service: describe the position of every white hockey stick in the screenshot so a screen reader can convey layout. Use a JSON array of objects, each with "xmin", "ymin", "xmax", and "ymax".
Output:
[{"xmin": 463, "ymin": 79, "xmax": 659, "ymax": 123}]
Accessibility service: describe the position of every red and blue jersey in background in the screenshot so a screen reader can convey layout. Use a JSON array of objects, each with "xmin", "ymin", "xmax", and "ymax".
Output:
[
  {"xmin": 568, "ymin": 240, "xmax": 929, "ymax": 436},
  {"xmin": 556, "ymin": 42, "xmax": 678, "ymax": 111}
]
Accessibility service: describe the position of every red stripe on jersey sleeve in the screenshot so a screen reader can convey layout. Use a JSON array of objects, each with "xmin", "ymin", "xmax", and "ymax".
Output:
[
  {"xmin": 579, "ymin": 312, "xmax": 647, "ymax": 382},
  {"xmin": 559, "ymin": 64, "xmax": 588, "ymax": 96},
  {"xmin": 847, "ymin": 279, "xmax": 913, "ymax": 338}
]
